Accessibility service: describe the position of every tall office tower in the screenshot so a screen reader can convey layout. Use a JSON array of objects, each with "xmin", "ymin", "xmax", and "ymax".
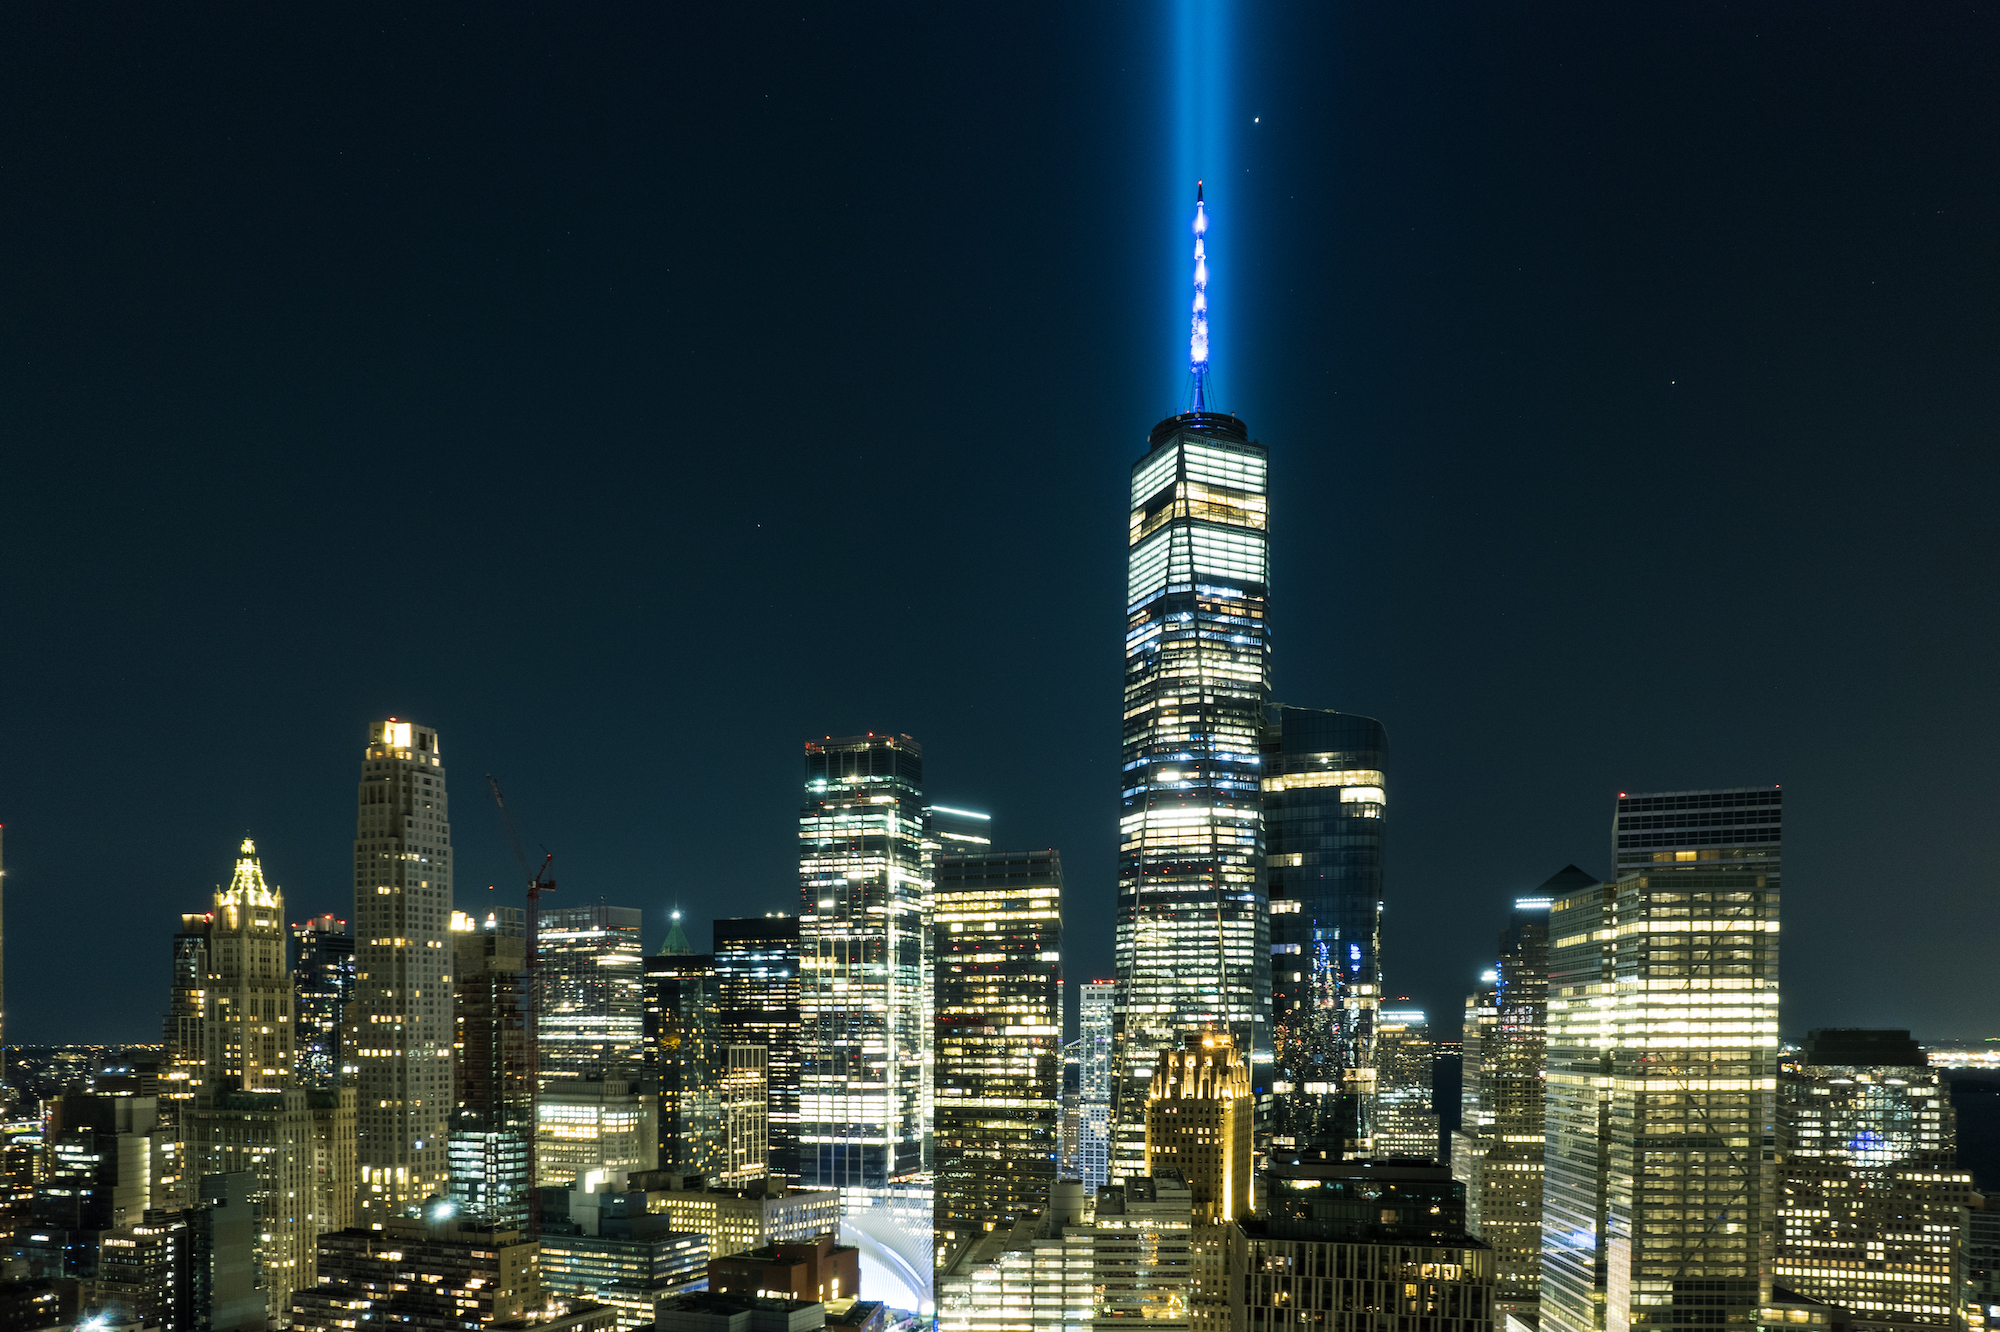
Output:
[
  {"xmin": 204, "ymin": 839, "xmax": 294, "ymax": 1092},
  {"xmin": 932, "ymin": 850, "xmax": 1063, "ymax": 1265},
  {"xmin": 924, "ymin": 804, "xmax": 993, "ymax": 1181},
  {"xmin": 1453, "ymin": 885, "xmax": 1563, "ymax": 1319},
  {"xmin": 537, "ymin": 1076, "xmax": 658, "ymax": 1188},
  {"xmin": 798, "ymin": 733, "xmax": 933, "ymax": 1311},
  {"xmin": 1775, "ymin": 1029, "xmax": 1974, "ymax": 1330},
  {"xmin": 1244, "ymin": 1161, "xmax": 1497, "ymax": 1332},
  {"xmin": 1541, "ymin": 786, "xmax": 1782, "ymax": 1332},
  {"xmin": 448, "ymin": 909, "xmax": 533, "ymax": 1229},
  {"xmin": 1372, "ymin": 1008, "xmax": 1439, "ymax": 1160},
  {"xmin": 164, "ymin": 915, "xmax": 213, "ymax": 1117},
  {"xmin": 293, "ymin": 914, "xmax": 355, "ymax": 1090},
  {"xmin": 714, "ymin": 916, "xmax": 802, "ymax": 1182},
  {"xmin": 1144, "ymin": 1033, "xmax": 1252, "ymax": 1224},
  {"xmin": 1115, "ymin": 189, "xmax": 1271, "ymax": 1183},
  {"xmin": 350, "ymin": 717, "xmax": 454, "ymax": 1222},
  {"xmin": 1262, "ymin": 706, "xmax": 1387, "ymax": 1158},
  {"xmin": 539, "ymin": 905, "xmax": 647, "ymax": 1082},
  {"xmin": 1452, "ymin": 979, "xmax": 1498, "ymax": 1225},
  {"xmin": 1077, "ymin": 981, "xmax": 1115, "ymax": 1191},
  {"xmin": 647, "ymin": 951, "xmax": 765, "ymax": 1184}
]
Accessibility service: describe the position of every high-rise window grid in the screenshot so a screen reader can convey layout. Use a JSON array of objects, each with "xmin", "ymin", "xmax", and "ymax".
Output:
[
  {"xmin": 349, "ymin": 718, "xmax": 454, "ymax": 1222},
  {"xmin": 932, "ymin": 851, "xmax": 1063, "ymax": 1266},
  {"xmin": 1115, "ymin": 412, "xmax": 1271, "ymax": 1182},
  {"xmin": 1262, "ymin": 706, "xmax": 1386, "ymax": 1158}
]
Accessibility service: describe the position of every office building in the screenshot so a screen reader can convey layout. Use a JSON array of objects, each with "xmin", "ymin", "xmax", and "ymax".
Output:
[
  {"xmin": 182, "ymin": 1085, "xmax": 355, "ymax": 1314},
  {"xmin": 1775, "ymin": 1029, "xmax": 1974, "ymax": 1331},
  {"xmin": 1967, "ymin": 1207, "xmax": 2000, "ymax": 1330},
  {"xmin": 449, "ymin": 908, "xmax": 533, "ymax": 1229},
  {"xmin": 1244, "ymin": 1161, "xmax": 1495, "ymax": 1332},
  {"xmin": 1452, "ymin": 979, "xmax": 1497, "ymax": 1225},
  {"xmin": 539, "ymin": 1077, "xmax": 658, "ymax": 1187},
  {"xmin": 291, "ymin": 1217, "xmax": 538, "ymax": 1332},
  {"xmin": 1262, "ymin": 706, "xmax": 1387, "ymax": 1159},
  {"xmin": 1453, "ymin": 882, "xmax": 1566, "ymax": 1317},
  {"xmin": 1541, "ymin": 786, "xmax": 1782, "ymax": 1332},
  {"xmin": 164, "ymin": 918, "xmax": 212, "ymax": 1118},
  {"xmin": 179, "ymin": 840, "xmax": 355, "ymax": 1311},
  {"xmin": 936, "ymin": 1174, "xmax": 1196, "ymax": 1332},
  {"xmin": 1077, "ymin": 982, "xmax": 1114, "ymax": 1191},
  {"xmin": 79, "ymin": 1171, "xmax": 264, "ymax": 1332},
  {"xmin": 1372, "ymin": 1009, "xmax": 1438, "ymax": 1161},
  {"xmin": 540, "ymin": 905, "xmax": 647, "ymax": 1082},
  {"xmin": 798, "ymin": 733, "xmax": 929, "ymax": 1189},
  {"xmin": 350, "ymin": 717, "xmax": 455, "ymax": 1221},
  {"xmin": 798, "ymin": 734, "xmax": 933, "ymax": 1311},
  {"xmin": 709, "ymin": 1234, "xmax": 860, "ymax": 1304},
  {"xmin": 540, "ymin": 1184, "xmax": 709, "ymax": 1330},
  {"xmin": 645, "ymin": 953, "xmax": 764, "ymax": 1186},
  {"xmin": 25, "ymin": 1093, "xmax": 176, "ymax": 1277},
  {"xmin": 202, "ymin": 839, "xmax": 294, "ymax": 1093},
  {"xmin": 1145, "ymin": 1034, "xmax": 1252, "ymax": 1224},
  {"xmin": 627, "ymin": 1169, "xmax": 843, "ymax": 1260},
  {"xmin": 714, "ymin": 917, "xmax": 802, "ymax": 1181},
  {"xmin": 1115, "ymin": 191, "xmax": 1272, "ymax": 1183},
  {"xmin": 292, "ymin": 914, "xmax": 355, "ymax": 1091},
  {"xmin": 933, "ymin": 850, "xmax": 1063, "ymax": 1265}
]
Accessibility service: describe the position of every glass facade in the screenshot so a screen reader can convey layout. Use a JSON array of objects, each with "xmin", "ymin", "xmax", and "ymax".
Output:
[
  {"xmin": 1115, "ymin": 410, "xmax": 1271, "ymax": 1180},
  {"xmin": 932, "ymin": 850, "xmax": 1064, "ymax": 1265},
  {"xmin": 714, "ymin": 915, "xmax": 801, "ymax": 1181},
  {"xmin": 538, "ymin": 904, "xmax": 647, "ymax": 1082},
  {"xmin": 350, "ymin": 718, "xmax": 454, "ymax": 1221},
  {"xmin": 291, "ymin": 914, "xmax": 354, "ymax": 1091},
  {"xmin": 1453, "ymin": 881, "xmax": 1568, "ymax": 1314},
  {"xmin": 1262, "ymin": 705, "xmax": 1385, "ymax": 1158},
  {"xmin": 645, "ymin": 953, "xmax": 724, "ymax": 1179},
  {"xmin": 1371, "ymin": 1009, "xmax": 1439, "ymax": 1162},
  {"xmin": 1775, "ymin": 1029, "xmax": 1973, "ymax": 1328},
  {"xmin": 797, "ymin": 734, "xmax": 929, "ymax": 1190},
  {"xmin": 448, "ymin": 907, "xmax": 532, "ymax": 1229},
  {"xmin": 1543, "ymin": 786, "xmax": 1783, "ymax": 1332}
]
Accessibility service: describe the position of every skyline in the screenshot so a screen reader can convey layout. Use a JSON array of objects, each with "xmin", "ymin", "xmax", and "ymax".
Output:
[{"xmin": 4, "ymin": 4, "xmax": 1999, "ymax": 1048}]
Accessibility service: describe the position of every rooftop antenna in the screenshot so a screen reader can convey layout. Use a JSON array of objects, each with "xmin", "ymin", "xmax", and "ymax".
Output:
[{"xmin": 1188, "ymin": 180, "xmax": 1211, "ymax": 413}]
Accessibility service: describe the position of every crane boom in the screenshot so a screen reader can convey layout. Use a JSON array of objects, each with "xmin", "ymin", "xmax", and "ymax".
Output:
[{"xmin": 485, "ymin": 774, "xmax": 554, "ymax": 1236}]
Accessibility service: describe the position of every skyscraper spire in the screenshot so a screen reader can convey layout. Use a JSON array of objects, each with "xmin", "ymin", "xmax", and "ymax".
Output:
[{"xmin": 1189, "ymin": 180, "xmax": 1211, "ymax": 411}]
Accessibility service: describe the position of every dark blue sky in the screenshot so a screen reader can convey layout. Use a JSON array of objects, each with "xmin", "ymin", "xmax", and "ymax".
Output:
[{"xmin": 4, "ymin": 3, "xmax": 1997, "ymax": 1047}]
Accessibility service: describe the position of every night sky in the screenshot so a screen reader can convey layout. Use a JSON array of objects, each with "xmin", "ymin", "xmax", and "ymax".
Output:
[{"xmin": 4, "ymin": 4, "xmax": 1997, "ymax": 1048}]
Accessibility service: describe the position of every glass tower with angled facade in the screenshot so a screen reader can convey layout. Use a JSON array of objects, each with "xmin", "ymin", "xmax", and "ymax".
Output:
[
  {"xmin": 1542, "ymin": 786, "xmax": 1782, "ymax": 1332},
  {"xmin": 1262, "ymin": 706, "xmax": 1386, "ymax": 1159}
]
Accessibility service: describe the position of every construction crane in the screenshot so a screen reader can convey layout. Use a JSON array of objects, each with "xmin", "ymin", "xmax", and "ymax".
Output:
[{"xmin": 486, "ymin": 774, "xmax": 554, "ymax": 1237}]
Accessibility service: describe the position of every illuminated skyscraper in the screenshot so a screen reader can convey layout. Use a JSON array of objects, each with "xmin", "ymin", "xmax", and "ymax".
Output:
[
  {"xmin": 182, "ymin": 840, "xmax": 355, "ymax": 1313},
  {"xmin": 204, "ymin": 840, "xmax": 294, "ymax": 1092},
  {"xmin": 1114, "ymin": 189, "xmax": 1271, "ymax": 1180},
  {"xmin": 538, "ymin": 904, "xmax": 646, "ymax": 1082},
  {"xmin": 1775, "ymin": 1029, "xmax": 1973, "ymax": 1331},
  {"xmin": 350, "ymin": 717, "xmax": 454, "ymax": 1222},
  {"xmin": 1453, "ymin": 882, "xmax": 1567, "ymax": 1318},
  {"xmin": 1371, "ymin": 1008, "xmax": 1439, "ymax": 1161},
  {"xmin": 1077, "ymin": 981, "xmax": 1114, "ymax": 1191},
  {"xmin": 1144, "ymin": 1033, "xmax": 1252, "ymax": 1224},
  {"xmin": 646, "ymin": 951, "xmax": 766, "ymax": 1184},
  {"xmin": 293, "ymin": 913, "xmax": 354, "ymax": 1090},
  {"xmin": 1542, "ymin": 786, "xmax": 1782, "ymax": 1332},
  {"xmin": 797, "ymin": 733, "xmax": 932, "ymax": 1311},
  {"xmin": 932, "ymin": 850, "xmax": 1063, "ymax": 1265},
  {"xmin": 713, "ymin": 916, "xmax": 801, "ymax": 1181},
  {"xmin": 1263, "ymin": 705, "xmax": 1385, "ymax": 1158},
  {"xmin": 448, "ymin": 908, "xmax": 532, "ymax": 1229}
]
